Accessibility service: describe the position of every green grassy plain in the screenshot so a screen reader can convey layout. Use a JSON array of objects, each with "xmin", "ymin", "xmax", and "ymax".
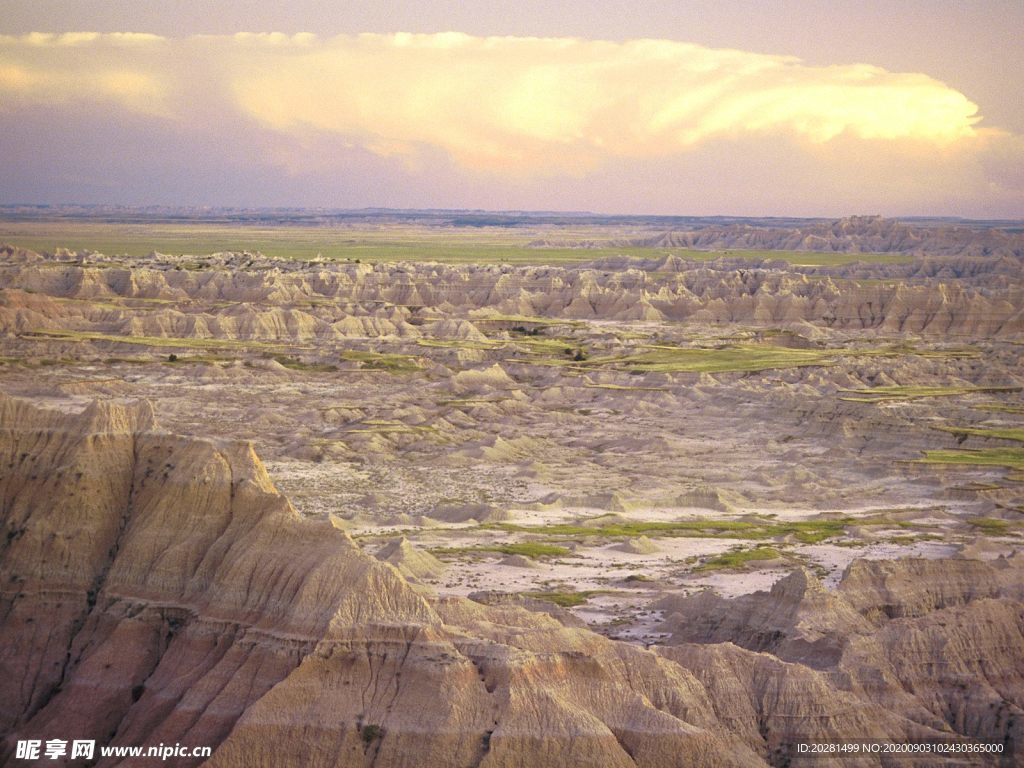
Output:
[{"xmin": 0, "ymin": 221, "xmax": 911, "ymax": 267}]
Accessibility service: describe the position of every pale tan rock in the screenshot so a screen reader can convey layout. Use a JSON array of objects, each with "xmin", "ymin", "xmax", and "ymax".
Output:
[
  {"xmin": 614, "ymin": 536, "xmax": 660, "ymax": 554},
  {"xmin": 376, "ymin": 537, "xmax": 447, "ymax": 581}
]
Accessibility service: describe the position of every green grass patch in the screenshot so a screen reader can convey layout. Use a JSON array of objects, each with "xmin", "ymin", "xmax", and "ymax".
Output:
[
  {"xmin": 936, "ymin": 426, "xmax": 1024, "ymax": 443},
  {"xmin": 339, "ymin": 349, "xmax": 420, "ymax": 372},
  {"xmin": 488, "ymin": 517, "xmax": 852, "ymax": 544},
  {"xmin": 950, "ymin": 482, "xmax": 1004, "ymax": 492},
  {"xmin": 493, "ymin": 542, "xmax": 572, "ymax": 558},
  {"xmin": 583, "ymin": 344, "xmax": 838, "ymax": 374},
  {"xmin": 782, "ymin": 521, "xmax": 855, "ymax": 544},
  {"xmin": 104, "ymin": 357, "xmax": 155, "ymax": 365},
  {"xmin": 884, "ymin": 534, "xmax": 942, "ymax": 545},
  {"xmin": 696, "ymin": 546, "xmax": 783, "ymax": 572},
  {"xmin": 974, "ymin": 403, "xmax": 1024, "ymax": 415},
  {"xmin": 491, "ymin": 519, "xmax": 760, "ymax": 538},
  {"xmin": 918, "ymin": 448, "xmax": 1024, "ymax": 471},
  {"xmin": 165, "ymin": 354, "xmax": 235, "ymax": 365},
  {"xmin": 472, "ymin": 313, "xmax": 584, "ymax": 328},
  {"xmin": 840, "ymin": 385, "xmax": 1020, "ymax": 403},
  {"xmin": 23, "ymin": 328, "xmax": 293, "ymax": 353},
  {"xmin": 870, "ymin": 345, "xmax": 980, "ymax": 361},
  {"xmin": 582, "ymin": 380, "xmax": 668, "ymax": 392},
  {"xmin": 525, "ymin": 590, "xmax": 601, "ymax": 607},
  {"xmin": 511, "ymin": 336, "xmax": 581, "ymax": 355},
  {"xmin": 1, "ymin": 221, "xmax": 917, "ymax": 266},
  {"xmin": 555, "ymin": 342, "xmax": 963, "ymax": 377},
  {"xmin": 967, "ymin": 517, "xmax": 1013, "ymax": 535},
  {"xmin": 431, "ymin": 542, "xmax": 572, "ymax": 560}
]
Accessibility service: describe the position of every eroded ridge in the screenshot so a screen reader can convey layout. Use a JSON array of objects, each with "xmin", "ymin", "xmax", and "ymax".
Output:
[{"xmin": 2, "ymin": 242, "xmax": 1023, "ymax": 336}]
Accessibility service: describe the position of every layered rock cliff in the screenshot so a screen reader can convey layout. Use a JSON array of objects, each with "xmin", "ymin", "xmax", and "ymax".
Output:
[{"xmin": 658, "ymin": 561, "xmax": 1024, "ymax": 756}]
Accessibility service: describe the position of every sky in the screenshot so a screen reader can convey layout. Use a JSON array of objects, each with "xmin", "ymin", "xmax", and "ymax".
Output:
[{"xmin": 1, "ymin": 1, "xmax": 1022, "ymax": 217}]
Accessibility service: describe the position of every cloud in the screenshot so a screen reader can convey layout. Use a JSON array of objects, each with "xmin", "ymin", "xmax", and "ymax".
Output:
[
  {"xmin": 6, "ymin": 30, "xmax": 1023, "ymax": 216},
  {"xmin": 0, "ymin": 32, "xmax": 983, "ymax": 174},
  {"xmin": 0, "ymin": 33, "xmax": 170, "ymax": 115},
  {"xmin": 226, "ymin": 33, "xmax": 982, "ymax": 173}
]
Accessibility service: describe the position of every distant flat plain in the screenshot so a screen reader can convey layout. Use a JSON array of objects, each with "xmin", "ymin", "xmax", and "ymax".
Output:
[{"xmin": 0, "ymin": 220, "xmax": 912, "ymax": 266}]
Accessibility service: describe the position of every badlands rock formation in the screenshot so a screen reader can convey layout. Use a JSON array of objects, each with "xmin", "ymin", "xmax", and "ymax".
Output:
[
  {"xmin": 1, "ymin": 396, "xmax": 1021, "ymax": 766},
  {"xmin": 658, "ymin": 560, "xmax": 1024, "ymax": 755},
  {"xmin": 535, "ymin": 216, "xmax": 1024, "ymax": 258},
  {"xmin": 1, "ymin": 244, "xmax": 1022, "ymax": 337},
  {"xmin": 1, "ymin": 219, "xmax": 1022, "ymax": 765}
]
